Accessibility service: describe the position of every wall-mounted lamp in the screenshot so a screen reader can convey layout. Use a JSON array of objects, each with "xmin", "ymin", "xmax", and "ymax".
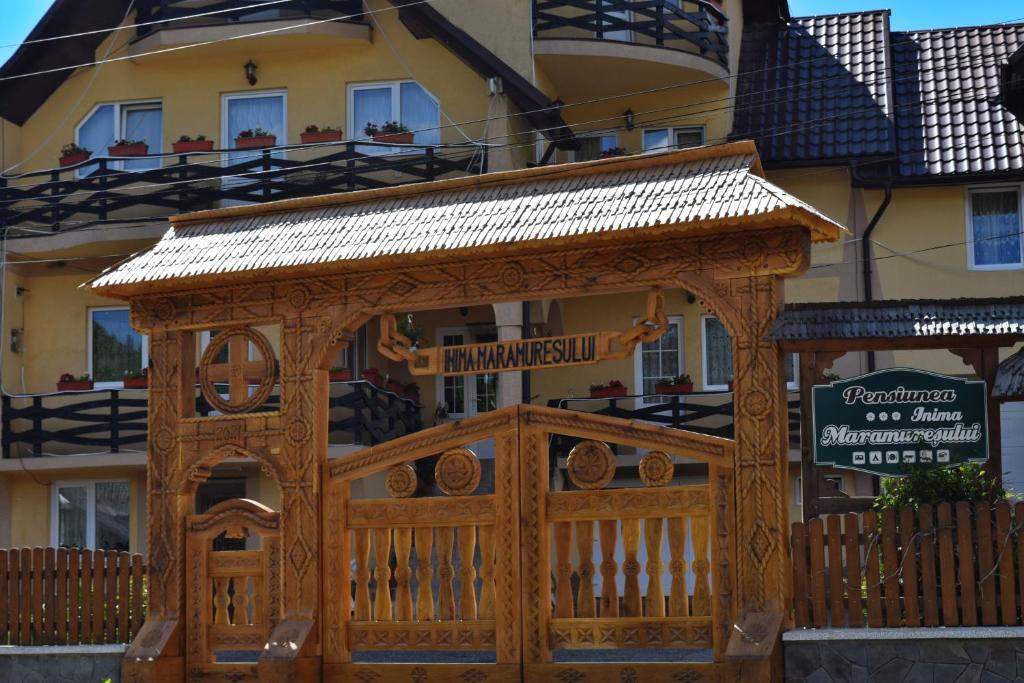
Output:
[
  {"xmin": 624, "ymin": 108, "xmax": 635, "ymax": 131},
  {"xmin": 244, "ymin": 60, "xmax": 258, "ymax": 86}
]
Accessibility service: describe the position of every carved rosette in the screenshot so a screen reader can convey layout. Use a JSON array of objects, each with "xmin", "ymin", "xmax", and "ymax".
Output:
[
  {"xmin": 385, "ymin": 463, "xmax": 419, "ymax": 498},
  {"xmin": 198, "ymin": 326, "xmax": 276, "ymax": 414},
  {"xmin": 435, "ymin": 447, "xmax": 482, "ymax": 496},
  {"xmin": 638, "ymin": 450, "xmax": 674, "ymax": 487},
  {"xmin": 566, "ymin": 440, "xmax": 616, "ymax": 490}
]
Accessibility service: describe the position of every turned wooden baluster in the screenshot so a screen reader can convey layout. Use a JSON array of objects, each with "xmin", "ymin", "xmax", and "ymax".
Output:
[
  {"xmin": 233, "ymin": 576, "xmax": 251, "ymax": 626},
  {"xmin": 213, "ymin": 577, "xmax": 230, "ymax": 625},
  {"xmin": 436, "ymin": 527, "xmax": 456, "ymax": 621},
  {"xmin": 477, "ymin": 525, "xmax": 496, "ymax": 620},
  {"xmin": 645, "ymin": 517, "xmax": 665, "ymax": 617},
  {"xmin": 394, "ymin": 528, "xmax": 414, "ymax": 622},
  {"xmin": 576, "ymin": 520, "xmax": 596, "ymax": 618},
  {"xmin": 667, "ymin": 517, "xmax": 689, "ymax": 617},
  {"xmin": 692, "ymin": 516, "xmax": 711, "ymax": 617},
  {"xmin": 598, "ymin": 520, "xmax": 619, "ymax": 617},
  {"xmin": 458, "ymin": 526, "xmax": 478, "ymax": 621},
  {"xmin": 621, "ymin": 519, "xmax": 642, "ymax": 617},
  {"xmin": 354, "ymin": 528, "xmax": 372, "ymax": 620},
  {"xmin": 554, "ymin": 521, "xmax": 574, "ymax": 618},
  {"xmin": 251, "ymin": 573, "xmax": 264, "ymax": 625},
  {"xmin": 415, "ymin": 528, "xmax": 435, "ymax": 621},
  {"xmin": 373, "ymin": 528, "xmax": 393, "ymax": 621}
]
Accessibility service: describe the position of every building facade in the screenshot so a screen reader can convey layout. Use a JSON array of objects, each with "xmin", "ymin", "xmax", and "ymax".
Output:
[{"xmin": 0, "ymin": 0, "xmax": 1021, "ymax": 552}]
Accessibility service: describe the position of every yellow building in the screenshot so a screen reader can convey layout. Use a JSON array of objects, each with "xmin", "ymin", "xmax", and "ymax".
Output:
[{"xmin": 0, "ymin": 0, "xmax": 1021, "ymax": 552}]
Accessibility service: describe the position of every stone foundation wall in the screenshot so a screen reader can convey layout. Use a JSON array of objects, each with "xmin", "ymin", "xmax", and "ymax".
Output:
[
  {"xmin": 784, "ymin": 628, "xmax": 1024, "ymax": 682},
  {"xmin": 0, "ymin": 645, "xmax": 125, "ymax": 683}
]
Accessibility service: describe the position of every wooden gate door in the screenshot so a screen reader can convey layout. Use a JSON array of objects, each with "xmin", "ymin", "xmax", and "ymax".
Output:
[
  {"xmin": 184, "ymin": 498, "xmax": 281, "ymax": 681},
  {"xmin": 323, "ymin": 404, "xmax": 735, "ymax": 683}
]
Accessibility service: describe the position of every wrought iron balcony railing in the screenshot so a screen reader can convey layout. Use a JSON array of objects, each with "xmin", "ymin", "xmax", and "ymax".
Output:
[
  {"xmin": 0, "ymin": 141, "xmax": 486, "ymax": 236},
  {"xmin": 134, "ymin": 0, "xmax": 364, "ymax": 37},
  {"xmin": 532, "ymin": 0, "xmax": 729, "ymax": 69},
  {"xmin": 1, "ymin": 380, "xmax": 422, "ymax": 458},
  {"xmin": 547, "ymin": 390, "xmax": 800, "ymax": 461}
]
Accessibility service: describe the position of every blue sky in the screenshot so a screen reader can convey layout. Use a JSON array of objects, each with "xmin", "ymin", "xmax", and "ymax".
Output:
[{"xmin": 0, "ymin": 1, "xmax": 1022, "ymax": 68}]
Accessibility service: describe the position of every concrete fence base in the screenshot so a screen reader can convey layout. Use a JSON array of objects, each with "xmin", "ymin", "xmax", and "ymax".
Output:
[
  {"xmin": 784, "ymin": 628, "xmax": 1024, "ymax": 682},
  {"xmin": 0, "ymin": 644, "xmax": 127, "ymax": 683}
]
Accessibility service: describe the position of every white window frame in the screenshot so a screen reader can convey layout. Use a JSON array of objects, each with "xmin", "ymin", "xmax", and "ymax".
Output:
[
  {"xmin": 50, "ymin": 479, "xmax": 130, "ymax": 550},
  {"xmin": 221, "ymin": 89, "xmax": 288, "ymax": 158},
  {"xmin": 346, "ymin": 80, "xmax": 441, "ymax": 143},
  {"xmin": 88, "ymin": 306, "xmax": 149, "ymax": 389},
  {"xmin": 641, "ymin": 125, "xmax": 706, "ymax": 153},
  {"xmin": 74, "ymin": 99, "xmax": 163, "ymax": 174},
  {"xmin": 573, "ymin": 132, "xmax": 619, "ymax": 162},
  {"xmin": 700, "ymin": 314, "xmax": 797, "ymax": 391},
  {"xmin": 965, "ymin": 184, "xmax": 1024, "ymax": 271},
  {"xmin": 435, "ymin": 326, "xmax": 498, "ymax": 419},
  {"xmin": 632, "ymin": 315, "xmax": 683, "ymax": 405}
]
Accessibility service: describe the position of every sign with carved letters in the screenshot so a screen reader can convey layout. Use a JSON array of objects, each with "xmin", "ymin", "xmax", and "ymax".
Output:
[{"xmin": 812, "ymin": 368, "xmax": 988, "ymax": 477}]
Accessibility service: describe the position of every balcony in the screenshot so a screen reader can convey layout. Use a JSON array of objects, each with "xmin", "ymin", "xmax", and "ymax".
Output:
[
  {"xmin": 0, "ymin": 141, "xmax": 486, "ymax": 240},
  {"xmin": 131, "ymin": 0, "xmax": 370, "ymax": 59},
  {"xmin": 1, "ymin": 380, "xmax": 422, "ymax": 459},
  {"xmin": 532, "ymin": 0, "xmax": 729, "ymax": 98}
]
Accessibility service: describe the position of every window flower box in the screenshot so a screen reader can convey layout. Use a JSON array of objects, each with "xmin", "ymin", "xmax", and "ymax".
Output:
[
  {"xmin": 124, "ymin": 376, "xmax": 148, "ymax": 389},
  {"xmin": 655, "ymin": 381, "xmax": 693, "ymax": 395},
  {"xmin": 328, "ymin": 368, "xmax": 353, "ymax": 382},
  {"xmin": 59, "ymin": 149, "xmax": 91, "ymax": 167},
  {"xmin": 301, "ymin": 126, "xmax": 343, "ymax": 144},
  {"xmin": 57, "ymin": 373, "xmax": 93, "ymax": 391},
  {"xmin": 362, "ymin": 368, "xmax": 384, "ymax": 386},
  {"xmin": 373, "ymin": 132, "xmax": 414, "ymax": 145},
  {"xmin": 234, "ymin": 129, "xmax": 277, "ymax": 149},
  {"xmin": 386, "ymin": 379, "xmax": 406, "ymax": 396},
  {"xmin": 365, "ymin": 121, "xmax": 413, "ymax": 145},
  {"xmin": 172, "ymin": 136, "xmax": 214, "ymax": 153},
  {"xmin": 108, "ymin": 141, "xmax": 149, "ymax": 157},
  {"xmin": 590, "ymin": 380, "xmax": 627, "ymax": 398}
]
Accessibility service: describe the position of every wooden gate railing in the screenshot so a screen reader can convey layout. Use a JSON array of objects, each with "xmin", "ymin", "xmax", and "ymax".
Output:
[{"xmin": 185, "ymin": 499, "xmax": 280, "ymax": 677}]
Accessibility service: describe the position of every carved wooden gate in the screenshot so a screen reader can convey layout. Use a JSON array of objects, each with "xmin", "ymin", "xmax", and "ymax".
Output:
[
  {"xmin": 324, "ymin": 404, "xmax": 735, "ymax": 682},
  {"xmin": 184, "ymin": 498, "xmax": 281, "ymax": 681}
]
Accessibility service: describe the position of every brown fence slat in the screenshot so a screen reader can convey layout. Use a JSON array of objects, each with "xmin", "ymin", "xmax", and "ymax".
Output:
[
  {"xmin": 31, "ymin": 547, "xmax": 43, "ymax": 645},
  {"xmin": 68, "ymin": 548, "xmax": 81, "ymax": 644},
  {"xmin": 918, "ymin": 504, "xmax": 939, "ymax": 627},
  {"xmin": 977, "ymin": 502, "xmax": 997, "ymax": 625},
  {"xmin": 105, "ymin": 550, "xmax": 118, "ymax": 643},
  {"xmin": 898, "ymin": 505, "xmax": 920, "ymax": 626},
  {"xmin": 881, "ymin": 509, "xmax": 900, "ymax": 626},
  {"xmin": 41, "ymin": 547, "xmax": 55, "ymax": 644},
  {"xmin": 92, "ymin": 551, "xmax": 104, "ymax": 642},
  {"xmin": 957, "ymin": 501, "xmax": 978, "ymax": 626},
  {"xmin": 130, "ymin": 554, "xmax": 144, "ymax": 639},
  {"xmin": 844, "ymin": 513, "xmax": 863, "ymax": 628},
  {"xmin": 17, "ymin": 549, "xmax": 29, "ymax": 645},
  {"xmin": 808, "ymin": 518, "xmax": 826, "ymax": 627},
  {"xmin": 55, "ymin": 548, "xmax": 68, "ymax": 643},
  {"xmin": 80, "ymin": 549, "xmax": 93, "ymax": 644},
  {"xmin": 826, "ymin": 514, "xmax": 844, "ymax": 627},
  {"xmin": 863, "ymin": 510, "xmax": 883, "ymax": 627},
  {"xmin": 936, "ymin": 503, "xmax": 958, "ymax": 626},
  {"xmin": 791, "ymin": 522, "xmax": 810, "ymax": 628},
  {"xmin": 117, "ymin": 552, "xmax": 130, "ymax": 641},
  {"xmin": 995, "ymin": 502, "xmax": 1017, "ymax": 625},
  {"xmin": 0, "ymin": 551, "xmax": 7, "ymax": 645}
]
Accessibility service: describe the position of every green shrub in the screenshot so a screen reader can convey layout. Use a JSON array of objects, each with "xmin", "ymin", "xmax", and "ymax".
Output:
[{"xmin": 874, "ymin": 463, "xmax": 1006, "ymax": 510}]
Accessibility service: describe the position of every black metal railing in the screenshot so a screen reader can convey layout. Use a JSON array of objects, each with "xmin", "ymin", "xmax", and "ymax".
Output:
[
  {"xmin": 547, "ymin": 390, "xmax": 800, "ymax": 460},
  {"xmin": 0, "ymin": 141, "xmax": 486, "ymax": 235},
  {"xmin": 134, "ymin": 0, "xmax": 364, "ymax": 37},
  {"xmin": 0, "ymin": 380, "xmax": 422, "ymax": 458},
  {"xmin": 532, "ymin": 0, "xmax": 728, "ymax": 69}
]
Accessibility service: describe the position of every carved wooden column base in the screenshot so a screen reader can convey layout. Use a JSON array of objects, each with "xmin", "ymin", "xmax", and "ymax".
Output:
[{"xmin": 122, "ymin": 619, "xmax": 183, "ymax": 683}]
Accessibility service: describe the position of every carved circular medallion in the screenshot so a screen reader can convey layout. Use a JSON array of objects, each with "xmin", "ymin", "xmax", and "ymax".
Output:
[
  {"xmin": 199, "ymin": 327, "xmax": 276, "ymax": 414},
  {"xmin": 285, "ymin": 418, "xmax": 312, "ymax": 446},
  {"xmin": 744, "ymin": 387, "xmax": 770, "ymax": 418},
  {"xmin": 435, "ymin": 447, "xmax": 482, "ymax": 496},
  {"xmin": 566, "ymin": 440, "xmax": 616, "ymax": 490},
  {"xmin": 500, "ymin": 262, "xmax": 526, "ymax": 290},
  {"xmin": 152, "ymin": 298, "xmax": 177, "ymax": 322},
  {"xmin": 638, "ymin": 450, "xmax": 674, "ymax": 487},
  {"xmin": 386, "ymin": 464, "xmax": 419, "ymax": 498},
  {"xmin": 286, "ymin": 284, "xmax": 311, "ymax": 310}
]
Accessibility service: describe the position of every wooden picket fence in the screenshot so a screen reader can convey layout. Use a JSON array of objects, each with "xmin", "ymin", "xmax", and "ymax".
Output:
[
  {"xmin": 792, "ymin": 501, "xmax": 1024, "ymax": 628},
  {"xmin": 0, "ymin": 547, "xmax": 146, "ymax": 645}
]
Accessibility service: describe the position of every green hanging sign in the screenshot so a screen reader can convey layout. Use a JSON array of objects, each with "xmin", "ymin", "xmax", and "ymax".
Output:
[{"xmin": 812, "ymin": 368, "xmax": 988, "ymax": 477}]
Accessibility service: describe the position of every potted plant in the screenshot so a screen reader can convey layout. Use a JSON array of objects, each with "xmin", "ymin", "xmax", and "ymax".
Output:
[
  {"xmin": 590, "ymin": 379, "xmax": 627, "ymax": 399},
  {"xmin": 364, "ymin": 121, "xmax": 413, "ymax": 145},
  {"xmin": 599, "ymin": 146, "xmax": 628, "ymax": 159},
  {"xmin": 386, "ymin": 377, "xmax": 406, "ymax": 396},
  {"xmin": 300, "ymin": 125, "xmax": 343, "ymax": 144},
  {"xmin": 172, "ymin": 134, "xmax": 214, "ymax": 154},
  {"xmin": 655, "ymin": 373, "xmax": 694, "ymax": 395},
  {"xmin": 815, "ymin": 369, "xmax": 841, "ymax": 386},
  {"xmin": 123, "ymin": 368, "xmax": 148, "ymax": 389},
  {"xmin": 57, "ymin": 373, "xmax": 93, "ymax": 391},
  {"xmin": 362, "ymin": 367, "xmax": 384, "ymax": 386},
  {"xmin": 234, "ymin": 128, "xmax": 277, "ymax": 149},
  {"xmin": 328, "ymin": 366, "xmax": 353, "ymax": 382},
  {"xmin": 59, "ymin": 143, "xmax": 91, "ymax": 167},
  {"xmin": 108, "ymin": 139, "xmax": 149, "ymax": 156},
  {"xmin": 404, "ymin": 382, "xmax": 421, "ymax": 402}
]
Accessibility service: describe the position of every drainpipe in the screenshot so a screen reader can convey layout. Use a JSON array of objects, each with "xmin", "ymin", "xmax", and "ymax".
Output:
[{"xmin": 861, "ymin": 183, "xmax": 892, "ymax": 372}]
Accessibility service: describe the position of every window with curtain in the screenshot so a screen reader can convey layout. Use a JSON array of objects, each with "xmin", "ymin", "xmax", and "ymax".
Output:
[
  {"xmin": 635, "ymin": 317, "xmax": 682, "ymax": 402},
  {"xmin": 76, "ymin": 102, "xmax": 162, "ymax": 174},
  {"xmin": 576, "ymin": 134, "xmax": 619, "ymax": 161},
  {"xmin": 54, "ymin": 481, "xmax": 130, "ymax": 550},
  {"xmin": 643, "ymin": 126, "xmax": 705, "ymax": 153},
  {"xmin": 970, "ymin": 189, "xmax": 1023, "ymax": 268},
  {"xmin": 350, "ymin": 81, "xmax": 440, "ymax": 153},
  {"xmin": 90, "ymin": 308, "xmax": 145, "ymax": 387},
  {"xmin": 702, "ymin": 316, "xmax": 796, "ymax": 389}
]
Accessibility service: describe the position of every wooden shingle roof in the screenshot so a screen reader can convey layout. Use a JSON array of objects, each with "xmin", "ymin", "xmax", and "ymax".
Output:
[{"xmin": 89, "ymin": 141, "xmax": 845, "ymax": 296}]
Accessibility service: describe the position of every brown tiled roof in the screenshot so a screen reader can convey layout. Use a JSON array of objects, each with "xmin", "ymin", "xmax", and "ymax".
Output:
[
  {"xmin": 768, "ymin": 298, "xmax": 1024, "ymax": 341},
  {"xmin": 89, "ymin": 142, "xmax": 845, "ymax": 295}
]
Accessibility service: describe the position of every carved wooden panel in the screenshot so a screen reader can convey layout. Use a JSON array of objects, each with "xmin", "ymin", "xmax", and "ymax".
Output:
[{"xmin": 548, "ymin": 617, "xmax": 713, "ymax": 649}]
